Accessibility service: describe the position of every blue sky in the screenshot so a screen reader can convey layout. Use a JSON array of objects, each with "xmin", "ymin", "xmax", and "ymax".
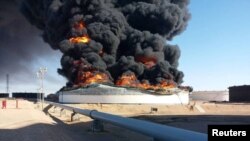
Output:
[
  {"xmin": 171, "ymin": 0, "xmax": 250, "ymax": 91},
  {"xmin": 0, "ymin": 0, "xmax": 249, "ymax": 94}
]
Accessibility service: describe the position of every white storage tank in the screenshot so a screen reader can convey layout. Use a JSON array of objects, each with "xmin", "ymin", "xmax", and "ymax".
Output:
[{"xmin": 58, "ymin": 84, "xmax": 189, "ymax": 104}]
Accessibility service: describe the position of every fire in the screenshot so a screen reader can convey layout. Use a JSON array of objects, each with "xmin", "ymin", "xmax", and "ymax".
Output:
[
  {"xmin": 75, "ymin": 71, "xmax": 110, "ymax": 86},
  {"xmin": 73, "ymin": 60, "xmax": 111, "ymax": 87},
  {"xmin": 116, "ymin": 72, "xmax": 140, "ymax": 87},
  {"xmin": 69, "ymin": 36, "xmax": 90, "ymax": 44},
  {"xmin": 140, "ymin": 80, "xmax": 176, "ymax": 90},
  {"xmin": 154, "ymin": 80, "xmax": 176, "ymax": 89},
  {"xmin": 116, "ymin": 72, "xmax": 176, "ymax": 90},
  {"xmin": 70, "ymin": 21, "xmax": 176, "ymax": 91},
  {"xmin": 73, "ymin": 21, "xmax": 85, "ymax": 30},
  {"xmin": 69, "ymin": 21, "xmax": 90, "ymax": 44},
  {"xmin": 135, "ymin": 56, "xmax": 157, "ymax": 69}
]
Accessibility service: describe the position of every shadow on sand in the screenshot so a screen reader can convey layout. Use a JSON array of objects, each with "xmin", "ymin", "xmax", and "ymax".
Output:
[{"xmin": 133, "ymin": 114, "xmax": 250, "ymax": 133}]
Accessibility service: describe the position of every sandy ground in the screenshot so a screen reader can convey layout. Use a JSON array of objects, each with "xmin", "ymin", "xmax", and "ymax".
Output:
[
  {"xmin": 0, "ymin": 99, "xmax": 150, "ymax": 141},
  {"xmin": 1, "ymin": 99, "xmax": 250, "ymax": 141},
  {"xmin": 63, "ymin": 101, "xmax": 250, "ymax": 133}
]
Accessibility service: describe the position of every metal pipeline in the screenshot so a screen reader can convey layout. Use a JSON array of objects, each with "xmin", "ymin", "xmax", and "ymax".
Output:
[
  {"xmin": 90, "ymin": 110, "xmax": 207, "ymax": 141},
  {"xmin": 45, "ymin": 101, "xmax": 207, "ymax": 141}
]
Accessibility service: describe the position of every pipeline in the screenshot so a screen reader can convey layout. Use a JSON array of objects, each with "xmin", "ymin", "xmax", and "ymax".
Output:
[{"xmin": 45, "ymin": 101, "xmax": 207, "ymax": 141}]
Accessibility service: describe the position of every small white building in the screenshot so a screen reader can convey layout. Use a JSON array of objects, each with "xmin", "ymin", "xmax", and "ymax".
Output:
[{"xmin": 58, "ymin": 84, "xmax": 190, "ymax": 104}]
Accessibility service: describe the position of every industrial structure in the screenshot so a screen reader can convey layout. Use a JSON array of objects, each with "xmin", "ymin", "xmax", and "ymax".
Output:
[
  {"xmin": 58, "ymin": 84, "xmax": 189, "ymax": 104},
  {"xmin": 191, "ymin": 91, "xmax": 229, "ymax": 101},
  {"xmin": 6, "ymin": 74, "xmax": 9, "ymax": 94},
  {"xmin": 0, "ymin": 93, "xmax": 9, "ymax": 98},
  {"xmin": 229, "ymin": 85, "xmax": 250, "ymax": 102},
  {"xmin": 12, "ymin": 92, "xmax": 43, "ymax": 99}
]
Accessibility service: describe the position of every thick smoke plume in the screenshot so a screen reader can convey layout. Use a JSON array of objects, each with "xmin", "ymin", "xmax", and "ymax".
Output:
[
  {"xmin": 21, "ymin": 0, "xmax": 190, "ymax": 88},
  {"xmin": 0, "ymin": 0, "xmax": 58, "ymax": 82}
]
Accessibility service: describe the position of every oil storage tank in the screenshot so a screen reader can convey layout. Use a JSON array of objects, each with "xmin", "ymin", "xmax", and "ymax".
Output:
[
  {"xmin": 0, "ymin": 93, "xmax": 9, "ymax": 98},
  {"xmin": 229, "ymin": 85, "xmax": 250, "ymax": 102}
]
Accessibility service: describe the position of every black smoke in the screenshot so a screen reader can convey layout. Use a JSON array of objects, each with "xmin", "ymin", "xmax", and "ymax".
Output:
[
  {"xmin": 0, "ymin": 0, "xmax": 59, "ymax": 82},
  {"xmin": 21, "ymin": 0, "xmax": 190, "ymax": 87}
]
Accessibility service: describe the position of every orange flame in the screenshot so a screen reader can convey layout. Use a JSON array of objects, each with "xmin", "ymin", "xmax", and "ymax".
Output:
[
  {"xmin": 69, "ymin": 36, "xmax": 90, "ymax": 44},
  {"xmin": 70, "ymin": 21, "xmax": 176, "ymax": 91},
  {"xmin": 154, "ymin": 80, "xmax": 176, "ymax": 89},
  {"xmin": 116, "ymin": 72, "xmax": 140, "ymax": 87},
  {"xmin": 76, "ymin": 71, "xmax": 110, "ymax": 86},
  {"xmin": 116, "ymin": 72, "xmax": 176, "ymax": 90},
  {"xmin": 73, "ymin": 21, "xmax": 85, "ymax": 30},
  {"xmin": 73, "ymin": 57, "xmax": 176, "ymax": 90},
  {"xmin": 69, "ymin": 21, "xmax": 90, "ymax": 44},
  {"xmin": 73, "ymin": 60, "xmax": 111, "ymax": 87},
  {"xmin": 135, "ymin": 56, "xmax": 157, "ymax": 69}
]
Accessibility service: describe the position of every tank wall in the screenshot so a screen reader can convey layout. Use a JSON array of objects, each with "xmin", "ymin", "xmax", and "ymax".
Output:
[{"xmin": 229, "ymin": 86, "xmax": 250, "ymax": 102}]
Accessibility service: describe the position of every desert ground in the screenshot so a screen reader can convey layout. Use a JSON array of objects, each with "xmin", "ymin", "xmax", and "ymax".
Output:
[{"xmin": 1, "ymin": 99, "xmax": 250, "ymax": 141}]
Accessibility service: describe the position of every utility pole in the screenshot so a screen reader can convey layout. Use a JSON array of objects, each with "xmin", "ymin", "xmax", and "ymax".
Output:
[
  {"xmin": 6, "ymin": 74, "xmax": 9, "ymax": 95},
  {"xmin": 37, "ymin": 67, "xmax": 47, "ymax": 109}
]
